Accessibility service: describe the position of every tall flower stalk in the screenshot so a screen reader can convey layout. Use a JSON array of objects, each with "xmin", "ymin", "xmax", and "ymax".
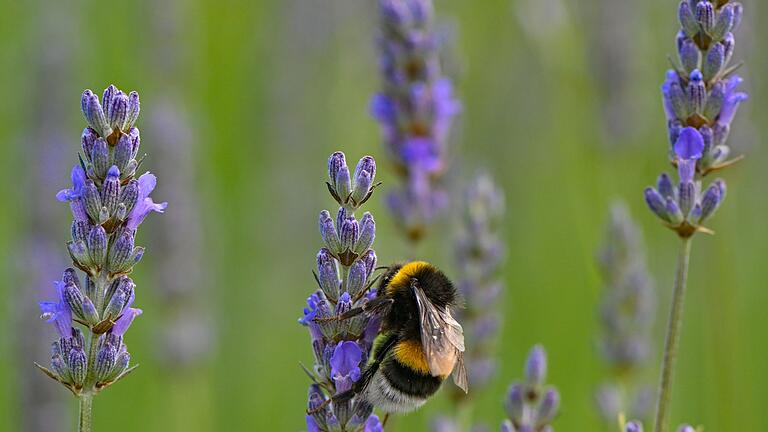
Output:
[
  {"xmin": 644, "ymin": 2, "xmax": 746, "ymax": 431},
  {"xmin": 595, "ymin": 202, "xmax": 655, "ymax": 424},
  {"xmin": 371, "ymin": 0, "xmax": 461, "ymax": 244},
  {"xmin": 501, "ymin": 345, "xmax": 560, "ymax": 432},
  {"xmin": 300, "ymin": 152, "xmax": 383, "ymax": 432},
  {"xmin": 432, "ymin": 174, "xmax": 506, "ymax": 432},
  {"xmin": 36, "ymin": 85, "xmax": 166, "ymax": 431}
]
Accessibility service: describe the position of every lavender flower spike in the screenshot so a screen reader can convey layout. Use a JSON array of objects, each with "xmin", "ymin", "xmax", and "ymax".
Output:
[
  {"xmin": 37, "ymin": 85, "xmax": 165, "ymax": 432},
  {"xmin": 501, "ymin": 345, "xmax": 560, "ymax": 432},
  {"xmin": 662, "ymin": 0, "xmax": 748, "ymax": 175},
  {"xmin": 595, "ymin": 202, "xmax": 655, "ymax": 424},
  {"xmin": 644, "ymin": 127, "xmax": 726, "ymax": 238},
  {"xmin": 371, "ymin": 0, "xmax": 461, "ymax": 243},
  {"xmin": 432, "ymin": 174, "xmax": 505, "ymax": 432},
  {"xmin": 645, "ymin": 4, "xmax": 747, "ymax": 432},
  {"xmin": 300, "ymin": 152, "xmax": 382, "ymax": 431}
]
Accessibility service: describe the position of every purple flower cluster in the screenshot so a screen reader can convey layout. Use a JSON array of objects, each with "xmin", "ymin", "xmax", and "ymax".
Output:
[
  {"xmin": 371, "ymin": 0, "xmax": 461, "ymax": 242},
  {"xmin": 595, "ymin": 202, "xmax": 655, "ymax": 423},
  {"xmin": 662, "ymin": 0, "xmax": 747, "ymax": 176},
  {"xmin": 300, "ymin": 152, "xmax": 384, "ymax": 432},
  {"xmin": 501, "ymin": 346, "xmax": 560, "ymax": 432},
  {"xmin": 644, "ymin": 127, "xmax": 727, "ymax": 237},
  {"xmin": 37, "ymin": 85, "xmax": 166, "ymax": 397},
  {"xmin": 624, "ymin": 421, "xmax": 698, "ymax": 432}
]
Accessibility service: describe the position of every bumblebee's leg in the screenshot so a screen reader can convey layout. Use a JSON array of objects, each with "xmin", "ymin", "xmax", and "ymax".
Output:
[{"xmin": 382, "ymin": 413, "xmax": 390, "ymax": 427}]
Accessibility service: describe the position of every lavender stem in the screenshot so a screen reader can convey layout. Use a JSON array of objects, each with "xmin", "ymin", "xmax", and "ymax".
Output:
[
  {"xmin": 653, "ymin": 237, "xmax": 692, "ymax": 432},
  {"xmin": 78, "ymin": 393, "xmax": 93, "ymax": 432}
]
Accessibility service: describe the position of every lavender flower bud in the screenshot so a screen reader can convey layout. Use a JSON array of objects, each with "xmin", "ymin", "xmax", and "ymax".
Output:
[
  {"xmin": 626, "ymin": 421, "xmax": 644, "ymax": 432},
  {"xmin": 535, "ymin": 389, "xmax": 560, "ymax": 426},
  {"xmin": 107, "ymin": 230, "xmax": 135, "ymax": 273},
  {"xmin": 678, "ymin": 39, "xmax": 700, "ymax": 73},
  {"xmin": 108, "ymin": 91, "xmax": 129, "ymax": 131},
  {"xmin": 722, "ymin": 32, "xmax": 735, "ymax": 63},
  {"xmin": 695, "ymin": 1, "xmax": 715, "ymax": 34},
  {"xmin": 91, "ymin": 138, "xmax": 109, "ymax": 179},
  {"xmin": 94, "ymin": 344, "xmax": 117, "ymax": 383},
  {"xmin": 103, "ymin": 287, "xmax": 128, "ymax": 322},
  {"xmin": 678, "ymin": 181, "xmax": 696, "ymax": 216},
  {"xmin": 350, "ymin": 156, "xmax": 376, "ymax": 206},
  {"xmin": 317, "ymin": 248, "xmax": 340, "ymax": 299},
  {"xmin": 702, "ymin": 43, "xmax": 725, "ymax": 82},
  {"xmin": 339, "ymin": 217, "xmax": 360, "ymax": 253},
  {"xmin": 102, "ymin": 85, "xmax": 116, "ymax": 119},
  {"xmin": 83, "ymin": 180, "xmax": 103, "ymax": 222},
  {"xmin": 61, "ymin": 268, "xmax": 81, "ymax": 288},
  {"xmin": 668, "ymin": 81, "xmax": 689, "ymax": 120},
  {"xmin": 666, "ymin": 198, "xmax": 685, "ymax": 224},
  {"xmin": 82, "ymin": 127, "xmax": 97, "ymax": 158},
  {"xmin": 710, "ymin": 3, "xmax": 735, "ymax": 41},
  {"xmin": 120, "ymin": 179, "xmax": 139, "ymax": 217},
  {"xmin": 704, "ymin": 82, "xmax": 725, "ymax": 121},
  {"xmin": 644, "ymin": 188, "xmax": 670, "ymax": 222},
  {"xmin": 657, "ymin": 173, "xmax": 675, "ymax": 200},
  {"xmin": 319, "ymin": 210, "xmax": 342, "ymax": 254},
  {"xmin": 505, "ymin": 384, "xmax": 525, "ymax": 420},
  {"xmin": 686, "ymin": 70, "xmax": 706, "ymax": 114},
  {"xmin": 114, "ymin": 134, "xmax": 133, "ymax": 173},
  {"xmin": 81, "ymin": 89, "xmax": 110, "ymax": 137},
  {"xmin": 525, "ymin": 345, "xmax": 547, "ymax": 388},
  {"xmin": 698, "ymin": 180, "xmax": 724, "ymax": 222},
  {"xmin": 67, "ymin": 347, "xmax": 87, "ymax": 387},
  {"xmin": 678, "ymin": 1, "xmax": 700, "ymax": 37},
  {"xmin": 346, "ymin": 260, "xmax": 368, "ymax": 297},
  {"xmin": 335, "ymin": 165, "xmax": 352, "ymax": 205},
  {"xmin": 108, "ymin": 351, "xmax": 130, "ymax": 381},
  {"xmin": 678, "ymin": 426, "xmax": 695, "ymax": 432},
  {"xmin": 126, "ymin": 91, "xmax": 140, "ymax": 129},
  {"xmin": 67, "ymin": 240, "xmax": 89, "ymax": 267},
  {"xmin": 101, "ymin": 166, "xmax": 121, "ymax": 216},
  {"xmin": 87, "ymin": 225, "xmax": 108, "ymax": 267},
  {"xmin": 360, "ymin": 250, "xmax": 377, "ymax": 277},
  {"xmin": 354, "ymin": 212, "xmax": 375, "ymax": 254}
]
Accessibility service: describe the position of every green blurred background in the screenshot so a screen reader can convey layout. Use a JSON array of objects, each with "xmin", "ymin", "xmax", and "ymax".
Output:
[{"xmin": 0, "ymin": 0, "xmax": 765, "ymax": 430}]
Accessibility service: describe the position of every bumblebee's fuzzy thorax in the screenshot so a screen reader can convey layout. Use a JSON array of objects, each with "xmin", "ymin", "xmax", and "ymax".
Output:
[{"xmin": 382, "ymin": 261, "xmax": 457, "ymax": 308}]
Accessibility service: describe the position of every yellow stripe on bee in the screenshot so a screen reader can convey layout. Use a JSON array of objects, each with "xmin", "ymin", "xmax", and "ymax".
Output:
[
  {"xmin": 393, "ymin": 339, "xmax": 430, "ymax": 374},
  {"xmin": 386, "ymin": 261, "xmax": 434, "ymax": 295}
]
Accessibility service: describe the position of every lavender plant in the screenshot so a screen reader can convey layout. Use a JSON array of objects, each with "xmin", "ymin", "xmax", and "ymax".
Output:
[
  {"xmin": 501, "ymin": 345, "xmax": 560, "ymax": 432},
  {"xmin": 623, "ymin": 420, "xmax": 699, "ymax": 432},
  {"xmin": 644, "ymin": 2, "xmax": 746, "ymax": 431},
  {"xmin": 595, "ymin": 202, "xmax": 655, "ymax": 424},
  {"xmin": 36, "ymin": 85, "xmax": 166, "ymax": 431},
  {"xmin": 300, "ymin": 152, "xmax": 384, "ymax": 432},
  {"xmin": 371, "ymin": 0, "xmax": 461, "ymax": 243},
  {"xmin": 431, "ymin": 174, "xmax": 505, "ymax": 432}
]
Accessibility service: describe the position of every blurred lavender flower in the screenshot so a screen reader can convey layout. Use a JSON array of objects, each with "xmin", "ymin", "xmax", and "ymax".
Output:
[
  {"xmin": 36, "ymin": 85, "xmax": 166, "ymax": 430},
  {"xmin": 501, "ymin": 346, "xmax": 560, "ymax": 432},
  {"xmin": 595, "ymin": 202, "xmax": 655, "ymax": 423},
  {"xmin": 301, "ymin": 152, "xmax": 382, "ymax": 431},
  {"xmin": 431, "ymin": 174, "xmax": 505, "ymax": 432},
  {"xmin": 644, "ymin": 127, "xmax": 727, "ymax": 238},
  {"xmin": 624, "ymin": 421, "xmax": 700, "ymax": 432},
  {"xmin": 147, "ymin": 0, "xmax": 213, "ymax": 369},
  {"xmin": 371, "ymin": 0, "xmax": 461, "ymax": 243},
  {"xmin": 662, "ymin": 0, "xmax": 748, "ymax": 175}
]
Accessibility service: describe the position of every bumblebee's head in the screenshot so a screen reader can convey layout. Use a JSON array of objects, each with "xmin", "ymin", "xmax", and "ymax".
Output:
[{"xmin": 380, "ymin": 261, "xmax": 457, "ymax": 308}]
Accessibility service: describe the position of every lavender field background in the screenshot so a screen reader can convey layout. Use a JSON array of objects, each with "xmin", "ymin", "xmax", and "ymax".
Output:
[{"xmin": 0, "ymin": 0, "xmax": 767, "ymax": 430}]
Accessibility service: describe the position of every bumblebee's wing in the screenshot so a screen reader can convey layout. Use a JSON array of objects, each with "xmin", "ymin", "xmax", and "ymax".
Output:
[
  {"xmin": 412, "ymin": 281, "xmax": 468, "ymax": 392},
  {"xmin": 452, "ymin": 352, "xmax": 469, "ymax": 393}
]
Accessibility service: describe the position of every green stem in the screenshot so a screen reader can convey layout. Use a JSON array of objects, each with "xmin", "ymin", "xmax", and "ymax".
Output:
[
  {"xmin": 78, "ymin": 394, "xmax": 93, "ymax": 432},
  {"xmin": 653, "ymin": 237, "xmax": 693, "ymax": 432}
]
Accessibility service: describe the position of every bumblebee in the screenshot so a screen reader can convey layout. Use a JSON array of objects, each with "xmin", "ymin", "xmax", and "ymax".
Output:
[{"xmin": 317, "ymin": 261, "xmax": 468, "ymax": 413}]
